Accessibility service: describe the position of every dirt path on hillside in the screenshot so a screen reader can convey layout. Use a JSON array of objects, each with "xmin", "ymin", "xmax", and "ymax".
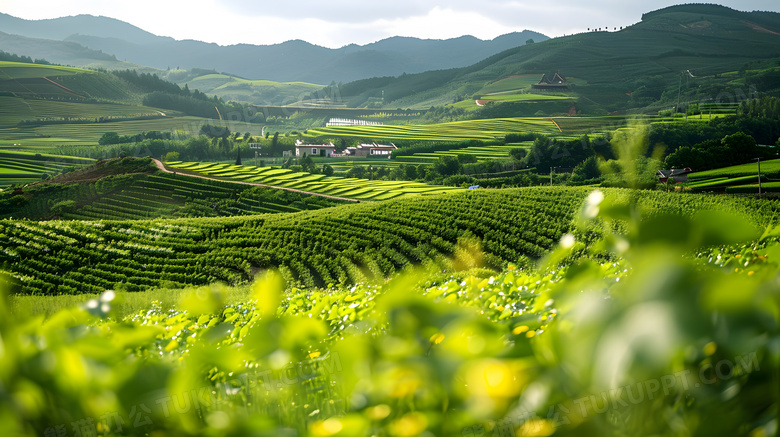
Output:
[
  {"xmin": 151, "ymin": 159, "xmax": 360, "ymax": 203},
  {"xmin": 42, "ymin": 77, "xmax": 85, "ymax": 98}
]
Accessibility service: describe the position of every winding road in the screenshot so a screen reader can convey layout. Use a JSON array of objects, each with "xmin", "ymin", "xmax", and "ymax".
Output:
[{"xmin": 151, "ymin": 159, "xmax": 360, "ymax": 203}]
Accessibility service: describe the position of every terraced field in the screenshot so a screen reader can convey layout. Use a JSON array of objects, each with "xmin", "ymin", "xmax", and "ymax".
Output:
[
  {"xmin": 306, "ymin": 116, "xmax": 628, "ymax": 142},
  {"xmin": 3, "ymin": 186, "xmax": 780, "ymax": 295},
  {"xmin": 2, "ymin": 163, "xmax": 344, "ymax": 220},
  {"xmin": 65, "ymin": 173, "xmax": 340, "ymax": 220},
  {"xmin": 478, "ymin": 75, "xmax": 550, "ymax": 93},
  {"xmin": 406, "ymin": 143, "xmax": 533, "ymax": 161},
  {"xmin": 0, "ymin": 188, "xmax": 589, "ymax": 293},
  {"xmin": 689, "ymin": 159, "xmax": 780, "ymax": 180},
  {"xmin": 0, "ymin": 96, "xmax": 168, "ymax": 127},
  {"xmin": 0, "ymin": 151, "xmax": 95, "ymax": 187},
  {"xmin": 684, "ymin": 159, "xmax": 780, "ymax": 193},
  {"xmin": 0, "ymin": 61, "xmax": 87, "ymax": 79},
  {"xmin": 306, "ymin": 117, "xmax": 563, "ymax": 141},
  {"xmin": 0, "ymin": 115, "xmax": 241, "ymax": 150},
  {"xmin": 166, "ymin": 161, "xmax": 462, "ymax": 200},
  {"xmin": 477, "ymin": 93, "xmax": 573, "ymax": 102}
]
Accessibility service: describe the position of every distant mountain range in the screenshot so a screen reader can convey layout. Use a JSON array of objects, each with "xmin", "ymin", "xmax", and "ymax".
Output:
[{"xmin": 0, "ymin": 12, "xmax": 548, "ymax": 84}]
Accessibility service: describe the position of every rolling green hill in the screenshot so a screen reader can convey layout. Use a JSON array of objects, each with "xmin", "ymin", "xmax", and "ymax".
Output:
[
  {"xmin": 179, "ymin": 73, "xmax": 324, "ymax": 107},
  {"xmin": 0, "ymin": 62, "xmax": 139, "ymax": 102},
  {"xmin": 0, "ymin": 61, "xmax": 265, "ymax": 151},
  {"xmin": 325, "ymin": 4, "xmax": 780, "ymax": 112},
  {"xmin": 0, "ymin": 158, "xmax": 346, "ymax": 220}
]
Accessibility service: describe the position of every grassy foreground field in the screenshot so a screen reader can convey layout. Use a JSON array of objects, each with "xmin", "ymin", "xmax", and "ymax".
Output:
[{"xmin": 2, "ymin": 187, "xmax": 779, "ymax": 436}]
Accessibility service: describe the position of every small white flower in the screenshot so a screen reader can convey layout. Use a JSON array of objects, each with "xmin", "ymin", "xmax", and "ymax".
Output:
[
  {"xmin": 560, "ymin": 233, "xmax": 576, "ymax": 249},
  {"xmin": 615, "ymin": 238, "xmax": 630, "ymax": 254},
  {"xmin": 100, "ymin": 290, "xmax": 116, "ymax": 302},
  {"xmin": 584, "ymin": 190, "xmax": 605, "ymax": 218},
  {"xmin": 587, "ymin": 190, "xmax": 605, "ymax": 206}
]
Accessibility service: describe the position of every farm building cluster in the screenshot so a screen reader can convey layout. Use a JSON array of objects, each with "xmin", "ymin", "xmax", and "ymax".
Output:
[{"xmin": 295, "ymin": 141, "xmax": 397, "ymax": 158}]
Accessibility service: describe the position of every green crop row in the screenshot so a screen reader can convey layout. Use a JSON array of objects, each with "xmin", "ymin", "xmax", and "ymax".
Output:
[
  {"xmin": 2, "ymin": 171, "xmax": 343, "ymax": 221},
  {"xmin": 688, "ymin": 158, "xmax": 780, "ymax": 180},
  {"xmin": 1, "ymin": 188, "xmax": 588, "ymax": 294},
  {"xmin": 167, "ymin": 161, "xmax": 462, "ymax": 199},
  {"xmin": 0, "ymin": 154, "xmax": 95, "ymax": 187},
  {"xmin": 305, "ymin": 117, "xmax": 564, "ymax": 141},
  {"xmin": 3, "ymin": 187, "xmax": 780, "ymax": 296}
]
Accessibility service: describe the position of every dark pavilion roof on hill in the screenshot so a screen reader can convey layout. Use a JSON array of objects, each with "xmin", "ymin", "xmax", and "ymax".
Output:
[{"xmin": 532, "ymin": 73, "xmax": 569, "ymax": 90}]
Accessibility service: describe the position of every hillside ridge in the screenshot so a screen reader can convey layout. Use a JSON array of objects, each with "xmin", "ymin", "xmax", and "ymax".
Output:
[{"xmin": 0, "ymin": 12, "xmax": 548, "ymax": 83}]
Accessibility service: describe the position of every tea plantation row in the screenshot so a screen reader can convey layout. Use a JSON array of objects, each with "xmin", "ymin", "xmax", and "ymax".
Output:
[
  {"xmin": 2, "ymin": 172, "xmax": 343, "ymax": 221},
  {"xmin": 3, "ymin": 187, "xmax": 780, "ymax": 295}
]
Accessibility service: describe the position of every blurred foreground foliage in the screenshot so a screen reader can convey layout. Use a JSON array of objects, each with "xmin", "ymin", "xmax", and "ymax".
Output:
[{"xmin": 1, "ymin": 189, "xmax": 780, "ymax": 436}]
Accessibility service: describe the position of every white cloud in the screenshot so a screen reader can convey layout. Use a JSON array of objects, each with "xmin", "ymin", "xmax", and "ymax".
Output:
[
  {"xmin": 373, "ymin": 7, "xmax": 517, "ymax": 41},
  {"xmin": 2, "ymin": 0, "xmax": 780, "ymax": 48}
]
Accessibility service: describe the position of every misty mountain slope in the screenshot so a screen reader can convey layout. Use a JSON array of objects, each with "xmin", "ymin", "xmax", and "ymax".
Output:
[
  {"xmin": 0, "ymin": 13, "xmax": 163, "ymax": 45},
  {"xmin": 0, "ymin": 12, "xmax": 547, "ymax": 83}
]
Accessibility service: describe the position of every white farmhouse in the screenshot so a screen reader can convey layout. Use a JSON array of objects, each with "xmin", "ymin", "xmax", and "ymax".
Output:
[
  {"xmin": 295, "ymin": 140, "xmax": 336, "ymax": 158},
  {"xmin": 342, "ymin": 143, "xmax": 397, "ymax": 158}
]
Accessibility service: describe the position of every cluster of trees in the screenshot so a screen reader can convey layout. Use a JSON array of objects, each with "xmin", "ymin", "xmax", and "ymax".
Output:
[
  {"xmin": 143, "ymin": 92, "xmax": 235, "ymax": 121},
  {"xmin": 111, "ymin": 69, "xmax": 265, "ymax": 123},
  {"xmin": 737, "ymin": 96, "xmax": 780, "ymax": 119},
  {"xmin": 520, "ymin": 135, "xmax": 615, "ymax": 171},
  {"xmin": 112, "ymin": 70, "xmax": 183, "ymax": 95},
  {"xmin": 87, "ymin": 126, "xmax": 300, "ymax": 162},
  {"xmin": 281, "ymin": 155, "xmax": 334, "ymax": 176},
  {"xmin": 421, "ymin": 105, "xmax": 467, "ymax": 122},
  {"xmin": 390, "ymin": 140, "xmax": 483, "ymax": 158},
  {"xmin": 649, "ymin": 97, "xmax": 780, "ymax": 171},
  {"xmin": 98, "ymin": 131, "xmax": 173, "ymax": 146},
  {"xmin": 651, "ymin": 97, "xmax": 780, "ymax": 149},
  {"xmin": 664, "ymin": 132, "xmax": 768, "ymax": 171},
  {"xmin": 0, "ymin": 50, "xmax": 50, "ymax": 65}
]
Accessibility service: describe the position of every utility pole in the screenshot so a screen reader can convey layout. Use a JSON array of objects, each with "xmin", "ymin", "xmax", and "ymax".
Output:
[
  {"xmin": 550, "ymin": 167, "xmax": 554, "ymax": 186},
  {"xmin": 676, "ymin": 70, "xmax": 695, "ymax": 118},
  {"xmin": 755, "ymin": 157, "xmax": 762, "ymax": 197},
  {"xmin": 250, "ymin": 142, "xmax": 261, "ymax": 167},
  {"xmin": 676, "ymin": 72, "xmax": 682, "ymax": 116}
]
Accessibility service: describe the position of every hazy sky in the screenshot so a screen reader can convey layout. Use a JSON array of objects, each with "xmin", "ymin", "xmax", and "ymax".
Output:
[{"xmin": 3, "ymin": 1, "xmax": 780, "ymax": 48}]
